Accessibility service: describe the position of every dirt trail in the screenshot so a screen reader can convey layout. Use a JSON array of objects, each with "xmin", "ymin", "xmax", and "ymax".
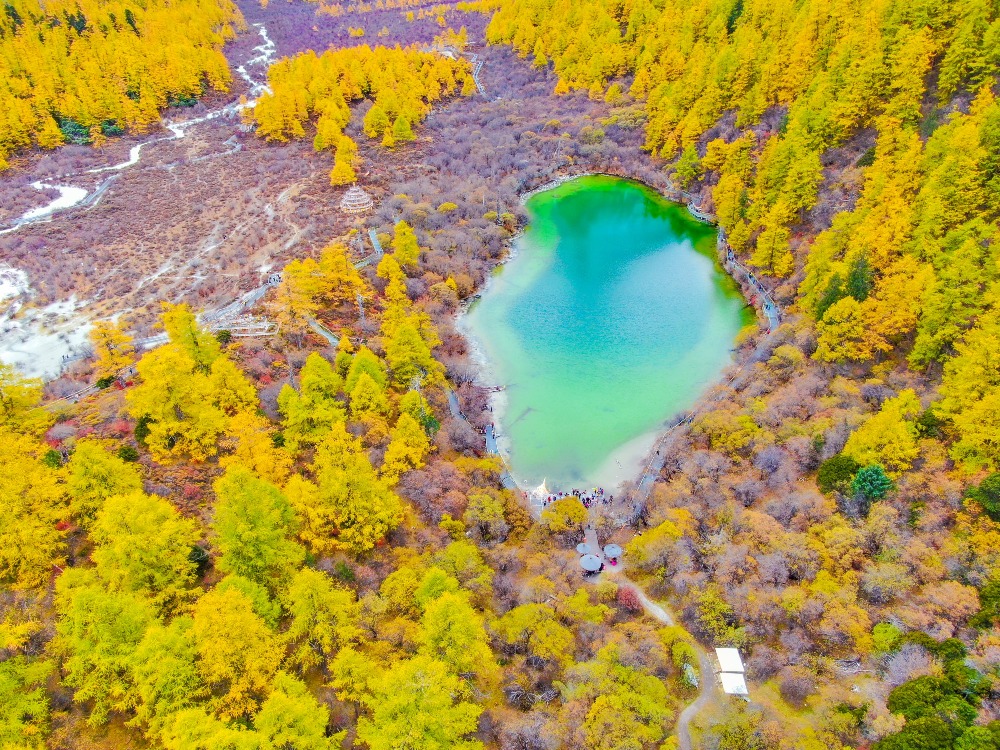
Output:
[{"xmin": 609, "ymin": 570, "xmax": 719, "ymax": 750}]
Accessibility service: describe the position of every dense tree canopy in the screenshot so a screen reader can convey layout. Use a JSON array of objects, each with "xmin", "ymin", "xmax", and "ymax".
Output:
[
  {"xmin": 253, "ymin": 43, "xmax": 473, "ymax": 179},
  {"xmin": 0, "ymin": 0, "xmax": 242, "ymax": 169}
]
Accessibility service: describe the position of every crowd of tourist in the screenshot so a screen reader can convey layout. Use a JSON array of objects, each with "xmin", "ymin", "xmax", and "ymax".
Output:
[{"xmin": 542, "ymin": 487, "xmax": 612, "ymax": 509}]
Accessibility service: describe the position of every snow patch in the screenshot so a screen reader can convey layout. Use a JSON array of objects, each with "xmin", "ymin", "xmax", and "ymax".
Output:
[
  {"xmin": 0, "ymin": 296, "xmax": 93, "ymax": 379},
  {"xmin": 22, "ymin": 181, "xmax": 89, "ymax": 220},
  {"xmin": 0, "ymin": 266, "xmax": 31, "ymax": 303}
]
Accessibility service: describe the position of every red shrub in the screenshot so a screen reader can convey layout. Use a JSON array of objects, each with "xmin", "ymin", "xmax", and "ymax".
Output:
[
  {"xmin": 616, "ymin": 586, "xmax": 643, "ymax": 613},
  {"xmin": 109, "ymin": 419, "xmax": 132, "ymax": 437}
]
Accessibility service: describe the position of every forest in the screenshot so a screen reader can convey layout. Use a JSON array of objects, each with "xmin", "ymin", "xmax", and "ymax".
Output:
[
  {"xmin": 252, "ymin": 42, "xmax": 475, "ymax": 182},
  {"xmin": 2, "ymin": 0, "xmax": 1000, "ymax": 747},
  {"xmin": 0, "ymin": 0, "xmax": 244, "ymax": 170}
]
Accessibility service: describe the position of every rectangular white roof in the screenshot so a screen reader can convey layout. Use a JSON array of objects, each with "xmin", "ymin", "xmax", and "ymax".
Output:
[
  {"xmin": 715, "ymin": 648, "xmax": 745, "ymax": 673},
  {"xmin": 720, "ymin": 672, "xmax": 749, "ymax": 695}
]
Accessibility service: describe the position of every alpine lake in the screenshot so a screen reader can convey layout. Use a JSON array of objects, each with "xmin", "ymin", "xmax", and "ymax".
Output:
[{"xmin": 462, "ymin": 175, "xmax": 753, "ymax": 491}]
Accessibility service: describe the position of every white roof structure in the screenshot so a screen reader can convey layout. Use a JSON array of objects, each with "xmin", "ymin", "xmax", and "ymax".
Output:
[
  {"xmin": 715, "ymin": 648, "xmax": 745, "ymax": 673},
  {"xmin": 530, "ymin": 480, "xmax": 549, "ymax": 500},
  {"xmin": 720, "ymin": 672, "xmax": 749, "ymax": 696}
]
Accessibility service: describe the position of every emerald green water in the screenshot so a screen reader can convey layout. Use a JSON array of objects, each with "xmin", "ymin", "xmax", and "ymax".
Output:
[{"xmin": 464, "ymin": 175, "xmax": 751, "ymax": 490}]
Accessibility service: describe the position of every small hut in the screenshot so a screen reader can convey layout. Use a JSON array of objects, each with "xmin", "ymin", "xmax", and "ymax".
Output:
[
  {"xmin": 340, "ymin": 185, "xmax": 374, "ymax": 215},
  {"xmin": 715, "ymin": 647, "xmax": 750, "ymax": 699}
]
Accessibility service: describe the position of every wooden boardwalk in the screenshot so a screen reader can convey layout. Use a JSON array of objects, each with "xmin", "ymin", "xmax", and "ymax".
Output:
[
  {"xmin": 445, "ymin": 387, "xmax": 520, "ymax": 491},
  {"xmin": 623, "ymin": 231, "xmax": 784, "ymax": 521},
  {"xmin": 355, "ymin": 229, "xmax": 384, "ymax": 269},
  {"xmin": 723, "ymin": 242, "xmax": 781, "ymax": 332}
]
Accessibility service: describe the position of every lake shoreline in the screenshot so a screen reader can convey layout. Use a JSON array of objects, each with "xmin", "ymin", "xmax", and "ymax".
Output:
[{"xmin": 457, "ymin": 173, "xmax": 766, "ymax": 499}]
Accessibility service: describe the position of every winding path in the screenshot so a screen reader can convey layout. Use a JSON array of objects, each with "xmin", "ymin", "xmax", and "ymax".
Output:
[
  {"xmin": 580, "ymin": 521, "xmax": 720, "ymax": 747},
  {"xmin": 611, "ymin": 571, "xmax": 719, "ymax": 750},
  {"xmin": 675, "ymin": 650, "xmax": 718, "ymax": 750}
]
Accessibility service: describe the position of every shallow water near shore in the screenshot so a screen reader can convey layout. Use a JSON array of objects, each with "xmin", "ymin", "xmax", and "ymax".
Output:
[{"xmin": 463, "ymin": 175, "xmax": 752, "ymax": 490}]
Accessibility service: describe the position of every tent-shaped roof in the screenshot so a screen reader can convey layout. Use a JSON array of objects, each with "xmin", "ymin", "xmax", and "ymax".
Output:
[
  {"xmin": 715, "ymin": 648, "xmax": 745, "ymax": 673},
  {"xmin": 720, "ymin": 672, "xmax": 748, "ymax": 696},
  {"xmin": 340, "ymin": 185, "xmax": 373, "ymax": 215}
]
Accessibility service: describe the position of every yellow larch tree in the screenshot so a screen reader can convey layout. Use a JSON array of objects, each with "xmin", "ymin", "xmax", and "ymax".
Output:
[
  {"xmin": 0, "ymin": 429, "xmax": 68, "ymax": 590},
  {"xmin": 0, "ymin": 0, "xmax": 244, "ymax": 168},
  {"xmin": 292, "ymin": 422, "xmax": 404, "ymax": 555},
  {"xmin": 219, "ymin": 411, "xmax": 293, "ymax": 486},
  {"xmin": 191, "ymin": 587, "xmax": 284, "ymax": 721},
  {"xmin": 381, "ymin": 413, "xmax": 432, "ymax": 484},
  {"xmin": 842, "ymin": 389, "xmax": 923, "ymax": 476},
  {"xmin": 90, "ymin": 320, "xmax": 135, "ymax": 381}
]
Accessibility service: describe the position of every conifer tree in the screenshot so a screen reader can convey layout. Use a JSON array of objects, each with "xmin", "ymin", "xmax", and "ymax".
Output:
[
  {"xmin": 208, "ymin": 357, "xmax": 258, "ymax": 416},
  {"xmin": 219, "ymin": 411, "xmax": 292, "ymax": 485},
  {"xmin": 345, "ymin": 346, "xmax": 388, "ymax": 395},
  {"xmin": 330, "ymin": 156, "xmax": 357, "ymax": 186},
  {"xmin": 278, "ymin": 353, "xmax": 347, "ymax": 453},
  {"xmin": 382, "ymin": 413, "xmax": 432, "ymax": 483},
  {"xmin": 66, "ymin": 439, "xmax": 143, "ymax": 524},
  {"xmin": 392, "ymin": 113, "xmax": 415, "ymax": 142},
  {"xmin": 318, "ymin": 243, "xmax": 370, "ymax": 308},
  {"xmin": 126, "ymin": 345, "xmax": 227, "ymax": 462},
  {"xmin": 399, "ymin": 389, "xmax": 434, "ymax": 427},
  {"xmin": 333, "ymin": 340, "xmax": 354, "ymax": 381},
  {"xmin": 190, "ymin": 587, "xmax": 284, "ymax": 720},
  {"xmin": 129, "ymin": 617, "xmax": 206, "ymax": 734},
  {"xmin": 385, "ymin": 321, "xmax": 440, "ymax": 387},
  {"xmin": 255, "ymin": 672, "xmax": 342, "ymax": 749},
  {"xmin": 160, "ymin": 303, "xmax": 220, "ymax": 372},
  {"xmin": 54, "ymin": 569, "xmax": 155, "ymax": 725},
  {"xmin": 355, "ymin": 656, "xmax": 483, "ymax": 750},
  {"xmin": 212, "ymin": 466, "xmax": 304, "ymax": 590},
  {"xmin": 0, "ymin": 429, "xmax": 67, "ymax": 590},
  {"xmin": 391, "ymin": 220, "xmax": 421, "ymax": 269},
  {"xmin": 305, "ymin": 422, "xmax": 404, "ymax": 554},
  {"xmin": 0, "ymin": 0, "xmax": 242, "ymax": 168},
  {"xmin": 363, "ymin": 104, "xmax": 390, "ymax": 138},
  {"xmin": 91, "ymin": 492, "xmax": 201, "ymax": 614},
  {"xmin": 938, "ymin": 314, "xmax": 1000, "ymax": 470},
  {"xmin": 532, "ymin": 39, "xmax": 548, "ymax": 68},
  {"xmin": 420, "ymin": 591, "xmax": 498, "ymax": 693},
  {"xmin": 159, "ymin": 707, "xmax": 256, "ymax": 750},
  {"xmin": 270, "ymin": 257, "xmax": 327, "ymax": 339},
  {"xmin": 842, "ymin": 390, "xmax": 922, "ymax": 476},
  {"xmin": 0, "ymin": 657, "xmax": 53, "ymax": 748},
  {"xmin": 35, "ymin": 117, "xmax": 64, "ymax": 150},
  {"xmin": 90, "ymin": 320, "xmax": 135, "ymax": 381},
  {"xmin": 284, "ymin": 568, "xmax": 360, "ymax": 672},
  {"xmin": 750, "ymin": 204, "xmax": 795, "ymax": 277},
  {"xmin": 349, "ymin": 372, "xmax": 391, "ymax": 418},
  {"xmin": 0, "ymin": 364, "xmax": 46, "ymax": 434}
]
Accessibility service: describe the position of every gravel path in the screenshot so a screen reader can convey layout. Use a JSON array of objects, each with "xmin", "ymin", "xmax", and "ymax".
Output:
[{"xmin": 615, "ymin": 574, "xmax": 719, "ymax": 750}]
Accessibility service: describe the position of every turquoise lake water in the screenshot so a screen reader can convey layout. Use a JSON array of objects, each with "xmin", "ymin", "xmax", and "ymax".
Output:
[{"xmin": 463, "ymin": 175, "xmax": 751, "ymax": 490}]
